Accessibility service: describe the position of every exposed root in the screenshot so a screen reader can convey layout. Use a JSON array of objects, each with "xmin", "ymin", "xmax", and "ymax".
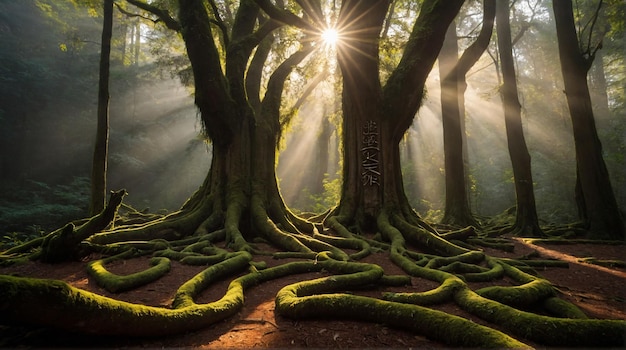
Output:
[
  {"xmin": 1, "ymin": 188, "xmax": 624, "ymax": 347},
  {"xmin": 86, "ymin": 250, "xmax": 171, "ymax": 293}
]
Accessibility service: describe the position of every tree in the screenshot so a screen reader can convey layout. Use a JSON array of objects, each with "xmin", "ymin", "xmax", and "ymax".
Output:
[
  {"xmin": 495, "ymin": 0, "xmax": 543, "ymax": 237},
  {"xmin": 324, "ymin": 0, "xmax": 479, "ymax": 255},
  {"xmin": 90, "ymin": 0, "xmax": 114, "ymax": 215},
  {"xmin": 2, "ymin": 1, "xmax": 626, "ymax": 347},
  {"xmin": 82, "ymin": 0, "xmax": 330, "ymax": 255},
  {"xmin": 438, "ymin": 0, "xmax": 495, "ymax": 228},
  {"xmin": 552, "ymin": 0, "xmax": 624, "ymax": 238}
]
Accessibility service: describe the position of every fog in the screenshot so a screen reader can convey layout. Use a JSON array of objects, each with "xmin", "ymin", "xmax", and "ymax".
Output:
[{"xmin": 0, "ymin": 1, "xmax": 623, "ymax": 232}]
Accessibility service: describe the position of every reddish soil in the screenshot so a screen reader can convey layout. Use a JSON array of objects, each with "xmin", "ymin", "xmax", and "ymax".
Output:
[{"xmin": 0, "ymin": 237, "xmax": 624, "ymax": 348}]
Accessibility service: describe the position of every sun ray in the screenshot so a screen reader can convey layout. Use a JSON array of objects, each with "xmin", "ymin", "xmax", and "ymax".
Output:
[{"xmin": 321, "ymin": 28, "xmax": 339, "ymax": 46}]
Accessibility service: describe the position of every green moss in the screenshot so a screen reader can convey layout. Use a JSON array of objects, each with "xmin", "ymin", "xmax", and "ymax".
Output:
[
  {"xmin": 383, "ymin": 276, "xmax": 464, "ymax": 305},
  {"xmin": 476, "ymin": 279, "xmax": 555, "ymax": 308},
  {"xmin": 378, "ymin": 274, "xmax": 412, "ymax": 286},
  {"xmin": 272, "ymin": 251, "xmax": 319, "ymax": 259},
  {"xmin": 392, "ymin": 213, "xmax": 470, "ymax": 256},
  {"xmin": 455, "ymin": 287, "xmax": 626, "ymax": 346},
  {"xmin": 578, "ymin": 257, "xmax": 626, "ymax": 268},
  {"xmin": 542, "ymin": 297, "xmax": 588, "ymax": 319},
  {"xmin": 153, "ymin": 248, "xmax": 201, "ymax": 261},
  {"xmin": 463, "ymin": 257, "xmax": 504, "ymax": 282},
  {"xmin": 173, "ymin": 251, "xmax": 252, "ymax": 308},
  {"xmin": 312, "ymin": 232, "xmax": 372, "ymax": 260},
  {"xmin": 0, "ymin": 272, "xmax": 246, "ymax": 337},
  {"xmin": 293, "ymin": 233, "xmax": 350, "ymax": 261},
  {"xmin": 425, "ymin": 251, "xmax": 485, "ymax": 268},
  {"xmin": 467, "ymin": 238, "xmax": 515, "ymax": 252},
  {"xmin": 438, "ymin": 261, "xmax": 489, "ymax": 274},
  {"xmin": 86, "ymin": 251, "xmax": 171, "ymax": 293},
  {"xmin": 275, "ymin": 267, "xmax": 528, "ymax": 348},
  {"xmin": 501, "ymin": 257, "xmax": 569, "ymax": 269}
]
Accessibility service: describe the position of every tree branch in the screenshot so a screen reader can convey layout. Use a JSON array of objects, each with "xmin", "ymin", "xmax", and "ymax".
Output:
[
  {"xmin": 383, "ymin": 0, "xmax": 465, "ymax": 140},
  {"xmin": 208, "ymin": 0, "xmax": 230, "ymax": 48},
  {"xmin": 114, "ymin": 2, "xmax": 157, "ymax": 24},
  {"xmin": 125, "ymin": 0, "xmax": 181, "ymax": 31},
  {"xmin": 262, "ymin": 44, "xmax": 316, "ymax": 136},
  {"xmin": 295, "ymin": 0, "xmax": 325, "ymax": 26},
  {"xmin": 456, "ymin": 0, "xmax": 496, "ymax": 76},
  {"xmin": 253, "ymin": 0, "xmax": 316, "ymax": 32}
]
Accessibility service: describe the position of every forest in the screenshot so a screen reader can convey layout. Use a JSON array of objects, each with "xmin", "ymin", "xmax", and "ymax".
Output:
[{"xmin": 0, "ymin": 0, "xmax": 624, "ymax": 348}]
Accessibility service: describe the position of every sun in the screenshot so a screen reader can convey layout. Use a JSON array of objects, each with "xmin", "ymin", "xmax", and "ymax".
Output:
[{"xmin": 321, "ymin": 28, "xmax": 340, "ymax": 46}]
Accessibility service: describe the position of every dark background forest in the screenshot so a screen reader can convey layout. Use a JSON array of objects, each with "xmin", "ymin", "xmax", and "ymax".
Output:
[{"xmin": 0, "ymin": 0, "xmax": 623, "ymax": 240}]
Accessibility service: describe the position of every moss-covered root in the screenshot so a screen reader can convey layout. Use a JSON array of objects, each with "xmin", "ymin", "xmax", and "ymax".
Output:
[
  {"xmin": 382, "ymin": 276, "xmax": 464, "ymax": 305},
  {"xmin": 0, "ymin": 237, "xmax": 45, "ymax": 257},
  {"xmin": 476, "ymin": 278, "xmax": 556, "ymax": 308},
  {"xmin": 172, "ymin": 251, "xmax": 253, "ymax": 308},
  {"xmin": 40, "ymin": 190, "xmax": 128, "ymax": 263},
  {"xmin": 542, "ymin": 296, "xmax": 588, "ymax": 319},
  {"xmin": 391, "ymin": 213, "xmax": 470, "ymax": 256},
  {"xmin": 456, "ymin": 287, "xmax": 626, "ymax": 347},
  {"xmin": 86, "ymin": 250, "xmax": 171, "ymax": 293},
  {"xmin": 0, "ymin": 252, "xmax": 253, "ymax": 337},
  {"xmin": 474, "ymin": 259, "xmax": 560, "ymax": 308},
  {"xmin": 276, "ymin": 278, "xmax": 528, "ymax": 348}
]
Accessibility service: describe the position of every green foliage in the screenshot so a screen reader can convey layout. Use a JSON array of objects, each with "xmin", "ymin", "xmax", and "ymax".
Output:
[
  {"xmin": 289, "ymin": 173, "xmax": 341, "ymax": 214},
  {"xmin": 0, "ymin": 177, "xmax": 90, "ymax": 241}
]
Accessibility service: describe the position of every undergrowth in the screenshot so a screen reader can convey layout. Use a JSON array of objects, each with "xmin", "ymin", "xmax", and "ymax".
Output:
[{"xmin": 0, "ymin": 177, "xmax": 89, "ymax": 248}]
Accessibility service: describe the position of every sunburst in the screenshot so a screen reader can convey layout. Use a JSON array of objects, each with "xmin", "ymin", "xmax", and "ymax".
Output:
[{"xmin": 321, "ymin": 28, "xmax": 340, "ymax": 46}]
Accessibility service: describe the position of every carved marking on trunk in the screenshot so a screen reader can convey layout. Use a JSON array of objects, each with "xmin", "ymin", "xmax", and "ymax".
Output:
[{"xmin": 361, "ymin": 120, "xmax": 380, "ymax": 186}]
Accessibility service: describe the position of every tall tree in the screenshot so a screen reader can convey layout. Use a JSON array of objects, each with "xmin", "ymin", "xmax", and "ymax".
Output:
[
  {"xmin": 438, "ymin": 0, "xmax": 495, "ymax": 228},
  {"xmin": 495, "ymin": 0, "xmax": 543, "ymax": 237},
  {"xmin": 3, "ymin": 2, "xmax": 626, "ymax": 346},
  {"xmin": 552, "ymin": 0, "xmax": 624, "ymax": 238},
  {"xmin": 90, "ymin": 0, "xmax": 114, "ymax": 215},
  {"xmin": 326, "ymin": 0, "xmax": 471, "ymax": 254},
  {"xmin": 86, "ymin": 0, "xmax": 335, "ymax": 254}
]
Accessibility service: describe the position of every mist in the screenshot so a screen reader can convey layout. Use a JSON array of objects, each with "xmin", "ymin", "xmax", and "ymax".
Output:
[
  {"xmin": 1, "ymin": 0, "xmax": 623, "ymax": 234},
  {"xmin": 0, "ymin": 1, "xmax": 208, "ymax": 231}
]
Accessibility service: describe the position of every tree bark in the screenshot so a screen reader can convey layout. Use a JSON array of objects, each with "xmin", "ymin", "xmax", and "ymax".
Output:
[
  {"xmin": 439, "ymin": 20, "xmax": 469, "ymax": 227},
  {"xmin": 335, "ymin": 0, "xmax": 465, "ymax": 232},
  {"xmin": 90, "ymin": 0, "xmax": 113, "ymax": 215},
  {"xmin": 439, "ymin": 0, "xmax": 495, "ymax": 228},
  {"xmin": 496, "ymin": 0, "xmax": 543, "ymax": 237},
  {"xmin": 552, "ymin": 0, "xmax": 624, "ymax": 239},
  {"xmin": 86, "ymin": 0, "xmax": 325, "ymax": 256},
  {"xmin": 335, "ymin": 0, "xmax": 389, "ymax": 229}
]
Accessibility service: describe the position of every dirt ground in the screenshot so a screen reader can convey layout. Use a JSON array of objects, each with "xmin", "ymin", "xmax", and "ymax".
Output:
[{"xmin": 0, "ymin": 236, "xmax": 624, "ymax": 349}]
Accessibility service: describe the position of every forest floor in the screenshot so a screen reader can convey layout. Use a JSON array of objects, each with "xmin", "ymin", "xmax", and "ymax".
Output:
[{"xmin": 0, "ymin": 234, "xmax": 624, "ymax": 349}]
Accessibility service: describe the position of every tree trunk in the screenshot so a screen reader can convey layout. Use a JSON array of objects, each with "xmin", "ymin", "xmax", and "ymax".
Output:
[
  {"xmin": 85, "ymin": 0, "xmax": 331, "ymax": 258},
  {"xmin": 552, "ymin": 0, "xmax": 624, "ymax": 239},
  {"xmin": 438, "ymin": 22, "xmax": 468, "ymax": 226},
  {"xmin": 332, "ymin": 0, "xmax": 469, "ymax": 251},
  {"xmin": 439, "ymin": 21, "xmax": 476, "ymax": 228},
  {"xmin": 134, "ymin": 21, "xmax": 141, "ymax": 65},
  {"xmin": 496, "ymin": 0, "xmax": 543, "ymax": 237},
  {"xmin": 335, "ymin": 0, "xmax": 389, "ymax": 230},
  {"xmin": 439, "ymin": 0, "xmax": 495, "ymax": 228},
  {"xmin": 90, "ymin": 0, "xmax": 113, "ymax": 215}
]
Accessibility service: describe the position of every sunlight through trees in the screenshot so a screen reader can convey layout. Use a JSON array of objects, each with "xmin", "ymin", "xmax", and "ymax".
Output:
[{"xmin": 0, "ymin": 0, "xmax": 624, "ymax": 347}]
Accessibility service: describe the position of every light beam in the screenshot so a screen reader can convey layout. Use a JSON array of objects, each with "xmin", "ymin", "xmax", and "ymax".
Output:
[{"xmin": 321, "ymin": 28, "xmax": 339, "ymax": 47}]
